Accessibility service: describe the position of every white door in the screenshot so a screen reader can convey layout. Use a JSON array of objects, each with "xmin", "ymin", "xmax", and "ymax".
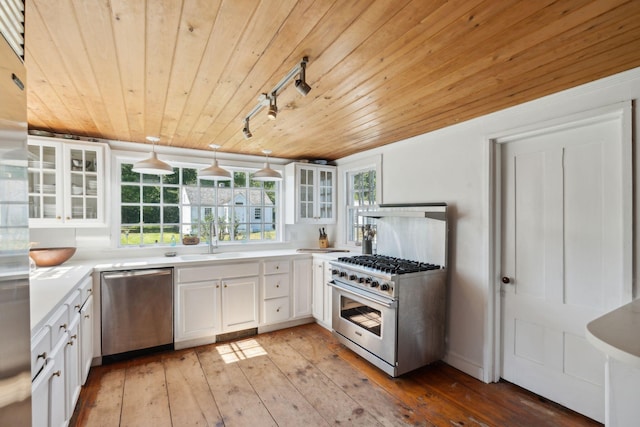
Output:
[{"xmin": 499, "ymin": 104, "xmax": 631, "ymax": 422}]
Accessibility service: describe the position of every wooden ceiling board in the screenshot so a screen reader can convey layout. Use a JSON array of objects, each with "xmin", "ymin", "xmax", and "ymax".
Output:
[{"xmin": 24, "ymin": 0, "xmax": 640, "ymax": 160}]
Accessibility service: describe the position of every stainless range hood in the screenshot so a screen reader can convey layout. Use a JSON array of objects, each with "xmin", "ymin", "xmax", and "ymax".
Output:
[{"xmin": 357, "ymin": 203, "xmax": 448, "ymax": 267}]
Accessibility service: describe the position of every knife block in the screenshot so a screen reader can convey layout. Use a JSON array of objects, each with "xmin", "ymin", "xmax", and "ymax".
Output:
[{"xmin": 319, "ymin": 237, "xmax": 329, "ymax": 248}]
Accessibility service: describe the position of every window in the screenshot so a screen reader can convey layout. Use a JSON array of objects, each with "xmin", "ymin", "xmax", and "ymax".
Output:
[
  {"xmin": 118, "ymin": 163, "xmax": 279, "ymax": 246},
  {"xmin": 345, "ymin": 166, "xmax": 378, "ymax": 244}
]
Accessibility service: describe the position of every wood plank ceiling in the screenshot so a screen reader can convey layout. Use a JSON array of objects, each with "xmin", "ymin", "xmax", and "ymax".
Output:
[{"xmin": 25, "ymin": 0, "xmax": 640, "ymax": 161}]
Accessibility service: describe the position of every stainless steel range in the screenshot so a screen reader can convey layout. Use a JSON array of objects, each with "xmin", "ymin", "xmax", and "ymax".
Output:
[{"xmin": 329, "ymin": 204, "xmax": 448, "ymax": 377}]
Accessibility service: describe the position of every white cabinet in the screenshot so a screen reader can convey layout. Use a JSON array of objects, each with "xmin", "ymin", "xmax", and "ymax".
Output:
[
  {"xmin": 222, "ymin": 276, "xmax": 259, "ymax": 332},
  {"xmin": 176, "ymin": 281, "xmax": 221, "ymax": 344},
  {"xmin": 262, "ymin": 259, "xmax": 291, "ymax": 325},
  {"xmin": 285, "ymin": 162, "xmax": 336, "ymax": 224},
  {"xmin": 31, "ymin": 274, "xmax": 93, "ymax": 427},
  {"xmin": 312, "ymin": 257, "xmax": 334, "ymax": 330},
  {"xmin": 292, "ymin": 257, "xmax": 313, "ymax": 318},
  {"xmin": 79, "ymin": 294, "xmax": 93, "ymax": 384},
  {"xmin": 28, "ymin": 136, "xmax": 109, "ymax": 227},
  {"xmin": 175, "ymin": 261, "xmax": 259, "ymax": 348}
]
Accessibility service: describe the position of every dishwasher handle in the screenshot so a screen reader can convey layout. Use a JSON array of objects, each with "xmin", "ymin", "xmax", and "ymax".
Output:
[{"xmin": 101, "ymin": 268, "xmax": 172, "ymax": 280}]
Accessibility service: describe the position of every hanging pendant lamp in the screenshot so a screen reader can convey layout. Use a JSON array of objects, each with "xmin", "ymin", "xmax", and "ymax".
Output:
[
  {"xmin": 253, "ymin": 149, "xmax": 282, "ymax": 181},
  {"xmin": 132, "ymin": 136, "xmax": 174, "ymax": 175},
  {"xmin": 199, "ymin": 144, "xmax": 232, "ymax": 180}
]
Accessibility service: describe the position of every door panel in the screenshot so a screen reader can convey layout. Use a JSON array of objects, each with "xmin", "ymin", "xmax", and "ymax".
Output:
[{"xmin": 500, "ymin": 105, "xmax": 631, "ymax": 423}]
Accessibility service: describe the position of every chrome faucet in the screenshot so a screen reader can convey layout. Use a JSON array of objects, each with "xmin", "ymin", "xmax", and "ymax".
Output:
[{"xmin": 208, "ymin": 221, "xmax": 218, "ymax": 254}]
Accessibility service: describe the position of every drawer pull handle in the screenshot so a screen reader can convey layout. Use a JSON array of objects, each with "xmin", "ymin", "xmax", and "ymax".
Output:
[
  {"xmin": 75, "ymin": 304, "xmax": 81, "ymax": 310},
  {"xmin": 216, "ymin": 285, "xmax": 220, "ymax": 288},
  {"xmin": 37, "ymin": 352, "xmax": 47, "ymax": 360},
  {"xmin": 276, "ymin": 307, "xmax": 280, "ymax": 312},
  {"xmin": 71, "ymin": 334, "xmax": 77, "ymax": 340},
  {"xmin": 88, "ymin": 288, "xmax": 92, "ymax": 293},
  {"xmin": 224, "ymin": 284, "xmax": 228, "ymax": 288},
  {"xmin": 84, "ymin": 314, "xmax": 90, "ymax": 319},
  {"xmin": 59, "ymin": 323, "xmax": 67, "ymax": 331},
  {"xmin": 53, "ymin": 370, "xmax": 61, "ymax": 377},
  {"xmin": 276, "ymin": 265, "xmax": 279, "ymax": 270},
  {"xmin": 276, "ymin": 283, "xmax": 280, "ymax": 288}
]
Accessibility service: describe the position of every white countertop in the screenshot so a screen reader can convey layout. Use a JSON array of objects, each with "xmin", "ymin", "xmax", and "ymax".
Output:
[
  {"xmin": 29, "ymin": 263, "xmax": 93, "ymax": 334},
  {"xmin": 586, "ymin": 298, "xmax": 640, "ymax": 369},
  {"xmin": 30, "ymin": 248, "xmax": 353, "ymax": 336}
]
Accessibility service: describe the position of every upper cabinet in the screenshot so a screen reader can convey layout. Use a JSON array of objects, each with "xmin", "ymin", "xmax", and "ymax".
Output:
[
  {"xmin": 285, "ymin": 162, "xmax": 336, "ymax": 224},
  {"xmin": 28, "ymin": 136, "xmax": 109, "ymax": 227}
]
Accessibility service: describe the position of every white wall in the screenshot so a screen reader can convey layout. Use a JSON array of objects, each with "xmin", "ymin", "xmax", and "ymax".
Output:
[{"xmin": 335, "ymin": 66, "xmax": 640, "ymax": 381}]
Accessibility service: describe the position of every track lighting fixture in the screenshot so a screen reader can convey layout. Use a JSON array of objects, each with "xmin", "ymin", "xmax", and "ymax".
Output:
[
  {"xmin": 295, "ymin": 59, "xmax": 311, "ymax": 96},
  {"xmin": 243, "ymin": 118, "xmax": 252, "ymax": 139},
  {"xmin": 253, "ymin": 149, "xmax": 282, "ymax": 181},
  {"xmin": 132, "ymin": 136, "xmax": 174, "ymax": 175},
  {"xmin": 198, "ymin": 144, "xmax": 231, "ymax": 181},
  {"xmin": 241, "ymin": 56, "xmax": 310, "ymax": 137},
  {"xmin": 267, "ymin": 93, "xmax": 277, "ymax": 120}
]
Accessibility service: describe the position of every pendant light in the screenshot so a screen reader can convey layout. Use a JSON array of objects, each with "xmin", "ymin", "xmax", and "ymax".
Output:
[
  {"xmin": 132, "ymin": 136, "xmax": 174, "ymax": 175},
  {"xmin": 199, "ymin": 144, "xmax": 231, "ymax": 180},
  {"xmin": 253, "ymin": 149, "xmax": 282, "ymax": 181}
]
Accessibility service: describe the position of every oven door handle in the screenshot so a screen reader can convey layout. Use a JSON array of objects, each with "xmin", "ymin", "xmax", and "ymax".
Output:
[{"xmin": 328, "ymin": 280, "xmax": 397, "ymax": 309}]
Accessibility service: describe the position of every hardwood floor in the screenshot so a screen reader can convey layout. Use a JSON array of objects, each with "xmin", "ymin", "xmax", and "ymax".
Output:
[{"xmin": 71, "ymin": 323, "xmax": 601, "ymax": 427}]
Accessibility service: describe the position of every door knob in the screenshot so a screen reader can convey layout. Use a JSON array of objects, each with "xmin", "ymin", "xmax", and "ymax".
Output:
[{"xmin": 501, "ymin": 276, "xmax": 511, "ymax": 284}]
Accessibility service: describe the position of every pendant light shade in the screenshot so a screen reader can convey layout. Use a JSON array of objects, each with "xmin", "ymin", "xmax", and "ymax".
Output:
[
  {"xmin": 132, "ymin": 136, "xmax": 174, "ymax": 175},
  {"xmin": 253, "ymin": 149, "xmax": 282, "ymax": 181},
  {"xmin": 199, "ymin": 144, "xmax": 232, "ymax": 180}
]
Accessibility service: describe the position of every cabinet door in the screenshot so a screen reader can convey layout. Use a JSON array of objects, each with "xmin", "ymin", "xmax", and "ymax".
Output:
[
  {"xmin": 80, "ymin": 295, "xmax": 93, "ymax": 385},
  {"xmin": 31, "ymin": 360, "xmax": 55, "ymax": 427},
  {"xmin": 49, "ymin": 336, "xmax": 67, "ymax": 427},
  {"xmin": 64, "ymin": 144, "xmax": 105, "ymax": 226},
  {"xmin": 27, "ymin": 139, "xmax": 63, "ymax": 224},
  {"xmin": 176, "ymin": 281, "xmax": 221, "ymax": 341},
  {"xmin": 323, "ymin": 262, "xmax": 333, "ymax": 327},
  {"xmin": 221, "ymin": 276, "xmax": 258, "ymax": 332},
  {"xmin": 293, "ymin": 258, "xmax": 313, "ymax": 318},
  {"xmin": 317, "ymin": 167, "xmax": 335, "ymax": 222},
  {"xmin": 312, "ymin": 259, "xmax": 324, "ymax": 320},
  {"xmin": 65, "ymin": 316, "xmax": 81, "ymax": 422}
]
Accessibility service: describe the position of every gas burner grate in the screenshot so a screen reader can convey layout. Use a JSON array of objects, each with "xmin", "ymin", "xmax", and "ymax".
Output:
[{"xmin": 337, "ymin": 255, "xmax": 441, "ymax": 275}]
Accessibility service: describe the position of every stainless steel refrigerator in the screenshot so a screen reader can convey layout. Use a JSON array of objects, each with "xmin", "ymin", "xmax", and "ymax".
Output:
[{"xmin": 0, "ymin": 28, "xmax": 31, "ymax": 425}]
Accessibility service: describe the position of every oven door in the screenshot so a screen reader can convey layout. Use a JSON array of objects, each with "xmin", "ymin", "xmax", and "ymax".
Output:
[{"xmin": 329, "ymin": 280, "xmax": 397, "ymax": 366}]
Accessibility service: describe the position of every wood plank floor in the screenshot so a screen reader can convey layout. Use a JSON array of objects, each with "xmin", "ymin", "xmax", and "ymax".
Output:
[{"xmin": 71, "ymin": 323, "xmax": 602, "ymax": 427}]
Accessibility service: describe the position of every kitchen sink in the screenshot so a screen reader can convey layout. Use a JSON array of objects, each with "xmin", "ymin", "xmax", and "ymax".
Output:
[{"xmin": 179, "ymin": 252, "xmax": 244, "ymax": 261}]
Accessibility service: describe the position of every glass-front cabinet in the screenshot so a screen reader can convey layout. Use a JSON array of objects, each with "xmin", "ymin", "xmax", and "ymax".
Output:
[
  {"xmin": 285, "ymin": 162, "xmax": 336, "ymax": 224},
  {"xmin": 28, "ymin": 136, "xmax": 108, "ymax": 227}
]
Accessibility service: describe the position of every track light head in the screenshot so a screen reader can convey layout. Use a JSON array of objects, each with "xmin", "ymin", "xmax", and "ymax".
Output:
[
  {"xmin": 243, "ymin": 118, "xmax": 252, "ymax": 139},
  {"xmin": 295, "ymin": 59, "xmax": 311, "ymax": 96},
  {"xmin": 267, "ymin": 94, "xmax": 277, "ymax": 120}
]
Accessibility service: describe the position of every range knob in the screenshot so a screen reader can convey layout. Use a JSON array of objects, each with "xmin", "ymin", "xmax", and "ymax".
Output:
[
  {"xmin": 349, "ymin": 274, "xmax": 357, "ymax": 281},
  {"xmin": 380, "ymin": 283, "xmax": 390, "ymax": 291},
  {"xmin": 358, "ymin": 277, "xmax": 366, "ymax": 283},
  {"xmin": 370, "ymin": 281, "xmax": 379, "ymax": 288},
  {"xmin": 331, "ymin": 269, "xmax": 339, "ymax": 275},
  {"xmin": 339, "ymin": 271, "xmax": 347, "ymax": 277},
  {"xmin": 365, "ymin": 277, "xmax": 372, "ymax": 284}
]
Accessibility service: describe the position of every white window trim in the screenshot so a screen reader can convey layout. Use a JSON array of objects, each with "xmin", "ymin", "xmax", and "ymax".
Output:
[
  {"xmin": 340, "ymin": 154, "xmax": 382, "ymax": 246},
  {"xmin": 110, "ymin": 150, "xmax": 284, "ymax": 248}
]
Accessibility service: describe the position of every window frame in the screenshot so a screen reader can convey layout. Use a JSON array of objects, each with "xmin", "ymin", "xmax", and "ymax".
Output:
[
  {"xmin": 112, "ymin": 153, "xmax": 283, "ymax": 248},
  {"xmin": 342, "ymin": 155, "xmax": 382, "ymax": 246}
]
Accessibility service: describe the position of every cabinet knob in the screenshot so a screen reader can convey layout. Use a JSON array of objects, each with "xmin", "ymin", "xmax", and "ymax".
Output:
[
  {"xmin": 216, "ymin": 285, "xmax": 220, "ymax": 288},
  {"xmin": 276, "ymin": 307, "xmax": 280, "ymax": 312},
  {"xmin": 71, "ymin": 334, "xmax": 77, "ymax": 340},
  {"xmin": 501, "ymin": 276, "xmax": 511, "ymax": 284},
  {"xmin": 276, "ymin": 283, "xmax": 280, "ymax": 288},
  {"xmin": 53, "ymin": 370, "xmax": 61, "ymax": 377},
  {"xmin": 88, "ymin": 288, "xmax": 92, "ymax": 293},
  {"xmin": 75, "ymin": 304, "xmax": 81, "ymax": 310},
  {"xmin": 37, "ymin": 352, "xmax": 47, "ymax": 360},
  {"xmin": 276, "ymin": 265, "xmax": 279, "ymax": 270},
  {"xmin": 59, "ymin": 323, "xmax": 67, "ymax": 331},
  {"xmin": 84, "ymin": 314, "xmax": 90, "ymax": 319},
  {"xmin": 224, "ymin": 284, "xmax": 228, "ymax": 288},
  {"xmin": 66, "ymin": 216, "xmax": 70, "ymax": 220}
]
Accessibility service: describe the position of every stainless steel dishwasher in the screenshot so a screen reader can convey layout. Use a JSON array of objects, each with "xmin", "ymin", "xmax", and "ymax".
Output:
[{"xmin": 101, "ymin": 268, "xmax": 173, "ymax": 359}]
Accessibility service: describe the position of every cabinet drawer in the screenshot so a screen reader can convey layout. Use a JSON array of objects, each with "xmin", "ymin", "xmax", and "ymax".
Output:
[
  {"xmin": 78, "ymin": 275, "xmax": 93, "ymax": 303},
  {"xmin": 263, "ymin": 273, "xmax": 289, "ymax": 299},
  {"xmin": 264, "ymin": 259, "xmax": 289, "ymax": 275},
  {"xmin": 66, "ymin": 290, "xmax": 83, "ymax": 317},
  {"xmin": 178, "ymin": 262, "xmax": 260, "ymax": 283},
  {"xmin": 263, "ymin": 297, "xmax": 290, "ymax": 324},
  {"xmin": 31, "ymin": 326, "xmax": 51, "ymax": 380},
  {"xmin": 177, "ymin": 266, "xmax": 217, "ymax": 283},
  {"xmin": 48, "ymin": 304, "xmax": 69, "ymax": 345}
]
